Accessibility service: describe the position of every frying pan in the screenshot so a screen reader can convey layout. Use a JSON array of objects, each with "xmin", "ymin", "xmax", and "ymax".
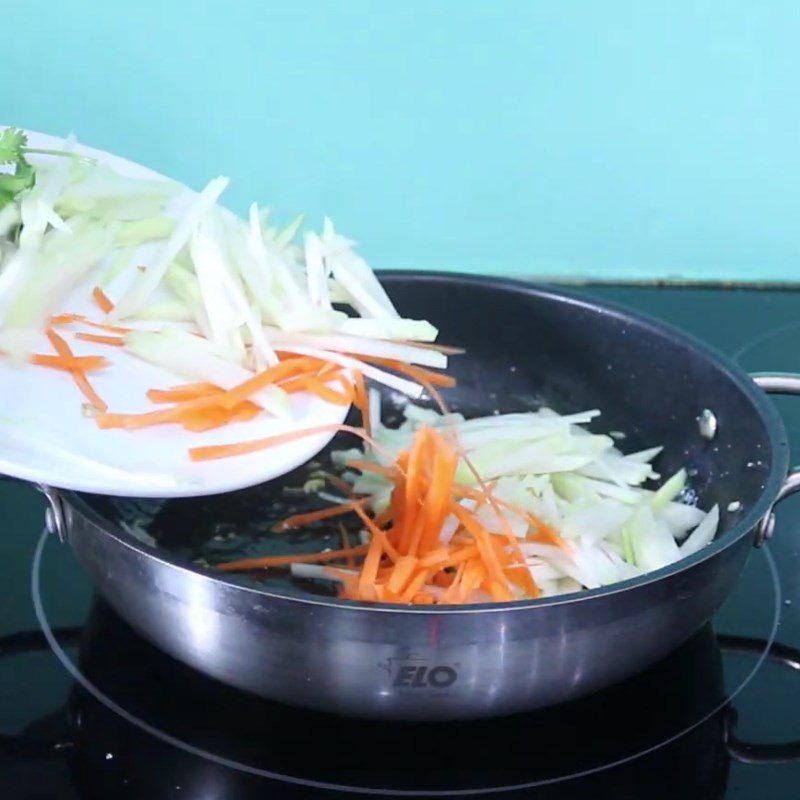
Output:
[{"xmin": 35, "ymin": 272, "xmax": 800, "ymax": 720}]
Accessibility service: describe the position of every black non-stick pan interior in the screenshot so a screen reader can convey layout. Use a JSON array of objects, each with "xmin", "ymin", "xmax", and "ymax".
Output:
[{"xmin": 76, "ymin": 274, "xmax": 781, "ymax": 599}]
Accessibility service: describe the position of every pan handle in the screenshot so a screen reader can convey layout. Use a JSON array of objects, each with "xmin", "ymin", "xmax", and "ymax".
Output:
[
  {"xmin": 752, "ymin": 372, "xmax": 800, "ymax": 394},
  {"xmin": 749, "ymin": 373, "xmax": 800, "ymax": 547}
]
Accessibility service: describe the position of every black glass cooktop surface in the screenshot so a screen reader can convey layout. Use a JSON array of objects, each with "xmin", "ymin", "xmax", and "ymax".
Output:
[{"xmin": 2, "ymin": 284, "xmax": 800, "ymax": 799}]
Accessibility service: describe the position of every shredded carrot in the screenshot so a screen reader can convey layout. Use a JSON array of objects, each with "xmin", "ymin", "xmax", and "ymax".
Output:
[
  {"xmin": 45, "ymin": 329, "xmax": 108, "ymax": 412},
  {"xmin": 49, "ymin": 313, "xmax": 84, "ymax": 326},
  {"xmin": 189, "ymin": 423, "xmax": 381, "ymax": 462},
  {"xmin": 398, "ymin": 567, "xmax": 432, "ymax": 603},
  {"xmin": 295, "ymin": 375, "xmax": 351, "ymax": 405},
  {"xmin": 357, "ymin": 530, "xmax": 384, "ymax": 600},
  {"xmin": 147, "ymin": 383, "xmax": 222, "ymax": 403},
  {"xmin": 358, "ymin": 356, "xmax": 457, "ymax": 389},
  {"xmin": 219, "ymin": 357, "xmax": 320, "ymax": 410},
  {"xmin": 82, "ymin": 319, "xmax": 131, "ymax": 335},
  {"xmin": 216, "ymin": 544, "xmax": 370, "ymax": 572},
  {"xmin": 92, "ymin": 286, "xmax": 114, "ymax": 314},
  {"xmin": 179, "ymin": 403, "xmax": 259, "ymax": 432},
  {"xmin": 213, "ymin": 421, "xmax": 544, "ymax": 606},
  {"xmin": 336, "ymin": 374, "xmax": 356, "ymax": 403},
  {"xmin": 387, "ymin": 556, "xmax": 418, "ymax": 595},
  {"xmin": 30, "ymin": 354, "xmax": 109, "ymax": 372},
  {"xmin": 276, "ymin": 501, "xmax": 365, "ymax": 531},
  {"xmin": 230, "ymin": 404, "xmax": 261, "ymax": 423},
  {"xmin": 49, "ymin": 313, "xmax": 132, "ymax": 334},
  {"xmin": 75, "ymin": 332, "xmax": 125, "ymax": 347}
]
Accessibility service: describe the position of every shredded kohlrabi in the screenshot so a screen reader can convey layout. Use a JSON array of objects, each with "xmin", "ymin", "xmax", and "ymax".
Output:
[
  {"xmin": 0, "ymin": 129, "xmax": 444, "ymax": 407},
  {"xmin": 332, "ymin": 398, "xmax": 721, "ymax": 598}
]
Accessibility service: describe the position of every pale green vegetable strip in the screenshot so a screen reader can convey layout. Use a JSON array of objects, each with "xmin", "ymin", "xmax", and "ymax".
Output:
[
  {"xmin": 109, "ymin": 176, "xmax": 229, "ymax": 320},
  {"xmin": 115, "ymin": 216, "xmax": 176, "ymax": 248}
]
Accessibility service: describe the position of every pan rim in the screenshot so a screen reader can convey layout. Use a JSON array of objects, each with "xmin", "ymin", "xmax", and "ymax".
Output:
[{"xmin": 63, "ymin": 271, "xmax": 790, "ymax": 615}]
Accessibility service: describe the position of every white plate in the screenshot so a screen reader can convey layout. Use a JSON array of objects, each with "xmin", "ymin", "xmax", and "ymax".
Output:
[{"xmin": 0, "ymin": 129, "xmax": 349, "ymax": 497}]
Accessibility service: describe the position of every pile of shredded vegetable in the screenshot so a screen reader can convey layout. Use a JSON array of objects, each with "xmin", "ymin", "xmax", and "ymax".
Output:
[{"xmin": 215, "ymin": 398, "xmax": 721, "ymax": 603}]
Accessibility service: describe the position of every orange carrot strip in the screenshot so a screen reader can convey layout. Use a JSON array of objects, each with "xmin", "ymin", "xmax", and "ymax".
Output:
[
  {"xmin": 147, "ymin": 383, "xmax": 222, "ymax": 403},
  {"xmin": 49, "ymin": 313, "xmax": 132, "ymax": 334},
  {"xmin": 386, "ymin": 556, "xmax": 418, "ymax": 595},
  {"xmin": 399, "ymin": 567, "xmax": 433, "ymax": 603},
  {"xmin": 75, "ymin": 332, "xmax": 125, "ymax": 347},
  {"xmin": 97, "ymin": 384, "xmax": 270, "ymax": 430},
  {"xmin": 358, "ymin": 356, "xmax": 457, "ymax": 389},
  {"xmin": 399, "ymin": 428, "xmax": 434, "ymax": 553},
  {"xmin": 97, "ymin": 400, "xmax": 219, "ymax": 430},
  {"xmin": 72, "ymin": 374, "xmax": 109, "ymax": 411},
  {"xmin": 189, "ymin": 423, "xmax": 371, "ymax": 462},
  {"xmin": 432, "ymin": 571, "xmax": 454, "ymax": 589},
  {"xmin": 30, "ymin": 354, "xmax": 109, "ymax": 372},
  {"xmin": 180, "ymin": 404, "xmax": 260, "ymax": 432},
  {"xmin": 411, "ymin": 592, "xmax": 436, "ymax": 605},
  {"xmin": 419, "ymin": 436, "xmax": 459, "ymax": 552},
  {"xmin": 357, "ymin": 530, "xmax": 384, "ymax": 598},
  {"xmin": 217, "ymin": 357, "xmax": 321, "ymax": 410},
  {"xmin": 417, "ymin": 547, "xmax": 450, "ymax": 567},
  {"xmin": 297, "ymin": 375, "xmax": 351, "ymax": 405},
  {"xmin": 485, "ymin": 580, "xmax": 514, "ymax": 602},
  {"xmin": 326, "ymin": 474, "xmax": 359, "ymax": 497},
  {"xmin": 180, "ymin": 409, "xmax": 235, "ymax": 433},
  {"xmin": 441, "ymin": 562, "xmax": 467, "ymax": 604},
  {"xmin": 460, "ymin": 558, "xmax": 487, "ymax": 600},
  {"xmin": 352, "ymin": 504, "xmax": 400, "ymax": 562},
  {"xmin": 452, "ymin": 483, "xmax": 570, "ymax": 554},
  {"xmin": 316, "ymin": 363, "xmax": 342, "ymax": 379},
  {"xmin": 419, "ymin": 544, "xmax": 478, "ymax": 570},
  {"xmin": 92, "ymin": 287, "xmax": 114, "ymax": 314},
  {"xmin": 276, "ymin": 501, "xmax": 364, "ymax": 531},
  {"xmin": 175, "ymin": 400, "xmax": 260, "ymax": 431},
  {"xmin": 83, "ymin": 319, "xmax": 132, "ymax": 335},
  {"xmin": 230, "ymin": 404, "xmax": 261, "ymax": 423},
  {"xmin": 49, "ymin": 313, "xmax": 84, "ymax": 326},
  {"xmin": 450, "ymin": 503, "xmax": 509, "ymax": 590},
  {"xmin": 45, "ymin": 329, "xmax": 108, "ymax": 412},
  {"xmin": 216, "ymin": 543, "xmax": 370, "ymax": 572},
  {"xmin": 336, "ymin": 374, "xmax": 356, "ymax": 402}
]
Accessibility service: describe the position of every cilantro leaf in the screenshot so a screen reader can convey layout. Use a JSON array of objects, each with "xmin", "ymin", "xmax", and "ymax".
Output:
[
  {"xmin": 0, "ymin": 128, "xmax": 27, "ymax": 165},
  {"xmin": 0, "ymin": 155, "xmax": 34, "ymax": 211}
]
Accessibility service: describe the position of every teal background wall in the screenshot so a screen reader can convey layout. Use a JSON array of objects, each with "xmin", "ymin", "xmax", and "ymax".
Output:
[{"xmin": 3, "ymin": 1, "xmax": 799, "ymax": 282}]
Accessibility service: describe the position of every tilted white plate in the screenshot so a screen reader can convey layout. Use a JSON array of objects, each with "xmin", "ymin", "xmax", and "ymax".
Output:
[{"xmin": 0, "ymin": 129, "xmax": 349, "ymax": 497}]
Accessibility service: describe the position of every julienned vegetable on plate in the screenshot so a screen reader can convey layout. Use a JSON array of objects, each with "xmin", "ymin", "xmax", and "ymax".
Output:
[
  {"xmin": 0, "ymin": 127, "xmax": 718, "ymax": 603},
  {"xmin": 0, "ymin": 127, "xmax": 448, "ymax": 442}
]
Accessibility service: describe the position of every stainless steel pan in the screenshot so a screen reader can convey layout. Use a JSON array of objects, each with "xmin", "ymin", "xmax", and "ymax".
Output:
[{"xmin": 33, "ymin": 273, "xmax": 800, "ymax": 720}]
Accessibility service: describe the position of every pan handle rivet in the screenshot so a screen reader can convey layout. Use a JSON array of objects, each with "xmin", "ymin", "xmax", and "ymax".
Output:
[
  {"xmin": 39, "ymin": 485, "xmax": 67, "ymax": 544},
  {"xmin": 755, "ymin": 512, "xmax": 775, "ymax": 547}
]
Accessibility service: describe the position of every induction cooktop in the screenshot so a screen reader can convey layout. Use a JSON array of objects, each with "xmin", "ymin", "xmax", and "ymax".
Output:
[{"xmin": 2, "ymin": 285, "xmax": 799, "ymax": 799}]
